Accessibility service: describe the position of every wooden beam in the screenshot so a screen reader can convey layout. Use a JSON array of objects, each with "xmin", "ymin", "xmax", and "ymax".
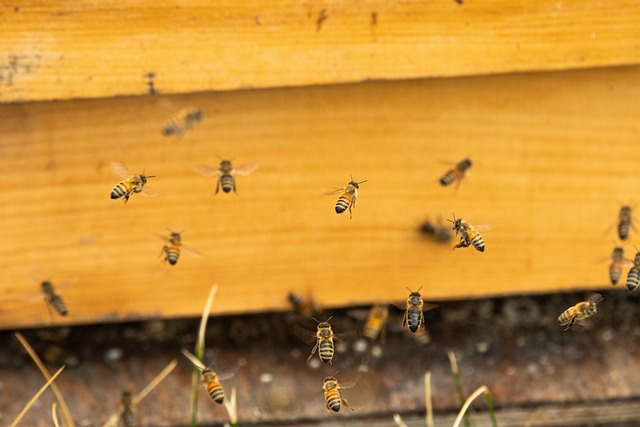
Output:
[
  {"xmin": 0, "ymin": 66, "xmax": 639, "ymax": 329},
  {"xmin": 2, "ymin": 0, "xmax": 640, "ymax": 102}
]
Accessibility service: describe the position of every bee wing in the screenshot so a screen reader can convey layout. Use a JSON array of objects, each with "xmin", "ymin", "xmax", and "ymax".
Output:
[
  {"xmin": 338, "ymin": 382, "xmax": 356, "ymax": 390},
  {"xmin": 324, "ymin": 187, "xmax": 345, "ymax": 196},
  {"xmin": 587, "ymin": 293, "xmax": 604, "ymax": 304},
  {"xmin": 424, "ymin": 302, "xmax": 439, "ymax": 312},
  {"xmin": 181, "ymin": 244, "xmax": 204, "ymax": 257},
  {"xmin": 293, "ymin": 324, "xmax": 318, "ymax": 344},
  {"xmin": 138, "ymin": 186, "xmax": 158, "ymax": 197},
  {"xmin": 110, "ymin": 162, "xmax": 131, "ymax": 179},
  {"xmin": 233, "ymin": 162, "xmax": 259, "ymax": 176},
  {"xmin": 216, "ymin": 372, "xmax": 235, "ymax": 381},
  {"xmin": 193, "ymin": 164, "xmax": 220, "ymax": 177},
  {"xmin": 474, "ymin": 224, "xmax": 494, "ymax": 232}
]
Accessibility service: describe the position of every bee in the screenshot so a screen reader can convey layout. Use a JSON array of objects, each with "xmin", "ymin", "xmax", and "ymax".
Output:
[
  {"xmin": 154, "ymin": 230, "xmax": 202, "ymax": 266},
  {"xmin": 41, "ymin": 281, "xmax": 68, "ymax": 316},
  {"xmin": 194, "ymin": 159, "xmax": 258, "ymax": 194},
  {"xmin": 181, "ymin": 349, "xmax": 233, "ymax": 404},
  {"xmin": 448, "ymin": 213, "xmax": 485, "ymax": 252},
  {"xmin": 617, "ymin": 205, "xmax": 636, "ymax": 241},
  {"xmin": 626, "ymin": 248, "xmax": 640, "ymax": 291},
  {"xmin": 403, "ymin": 286, "xmax": 425, "ymax": 333},
  {"xmin": 288, "ymin": 292, "xmax": 319, "ymax": 319},
  {"xmin": 362, "ymin": 304, "xmax": 389, "ymax": 342},
  {"xmin": 307, "ymin": 317, "xmax": 335, "ymax": 364},
  {"xmin": 119, "ymin": 391, "xmax": 138, "ymax": 427},
  {"xmin": 327, "ymin": 175, "xmax": 367, "ymax": 219},
  {"xmin": 557, "ymin": 293, "xmax": 603, "ymax": 331},
  {"xmin": 162, "ymin": 107, "xmax": 203, "ymax": 137},
  {"xmin": 609, "ymin": 246, "xmax": 632, "ymax": 286},
  {"xmin": 110, "ymin": 162, "xmax": 156, "ymax": 204},
  {"xmin": 419, "ymin": 217, "xmax": 453, "ymax": 244},
  {"xmin": 439, "ymin": 158, "xmax": 472, "ymax": 191},
  {"xmin": 323, "ymin": 375, "xmax": 355, "ymax": 413}
]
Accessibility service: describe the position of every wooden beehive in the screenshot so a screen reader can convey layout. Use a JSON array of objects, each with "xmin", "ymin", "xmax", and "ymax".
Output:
[{"xmin": 1, "ymin": 0, "xmax": 640, "ymax": 330}]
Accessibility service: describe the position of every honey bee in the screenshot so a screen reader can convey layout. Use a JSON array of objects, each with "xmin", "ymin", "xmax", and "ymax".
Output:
[
  {"xmin": 362, "ymin": 304, "xmax": 389, "ymax": 342},
  {"xmin": 110, "ymin": 162, "xmax": 156, "ymax": 204},
  {"xmin": 626, "ymin": 248, "xmax": 640, "ymax": 291},
  {"xmin": 194, "ymin": 159, "xmax": 258, "ymax": 194},
  {"xmin": 419, "ymin": 217, "xmax": 453, "ymax": 244},
  {"xmin": 617, "ymin": 205, "xmax": 634, "ymax": 240},
  {"xmin": 323, "ymin": 375, "xmax": 355, "ymax": 413},
  {"xmin": 439, "ymin": 158, "xmax": 472, "ymax": 191},
  {"xmin": 288, "ymin": 292, "xmax": 319, "ymax": 318},
  {"xmin": 162, "ymin": 107, "xmax": 203, "ymax": 137},
  {"xmin": 119, "ymin": 391, "xmax": 138, "ymax": 427},
  {"xmin": 557, "ymin": 293, "xmax": 603, "ymax": 331},
  {"xmin": 403, "ymin": 286, "xmax": 425, "ymax": 333},
  {"xmin": 41, "ymin": 281, "xmax": 68, "ymax": 317},
  {"xmin": 448, "ymin": 213, "xmax": 485, "ymax": 252},
  {"xmin": 181, "ymin": 349, "xmax": 233, "ymax": 404},
  {"xmin": 154, "ymin": 230, "xmax": 202, "ymax": 266},
  {"xmin": 327, "ymin": 175, "xmax": 367, "ymax": 219},
  {"xmin": 609, "ymin": 246, "xmax": 632, "ymax": 286},
  {"xmin": 307, "ymin": 317, "xmax": 335, "ymax": 364}
]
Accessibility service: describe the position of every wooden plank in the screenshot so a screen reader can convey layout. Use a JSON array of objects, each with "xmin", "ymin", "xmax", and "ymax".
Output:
[
  {"xmin": 0, "ymin": 66, "xmax": 639, "ymax": 329},
  {"xmin": 1, "ymin": 0, "xmax": 640, "ymax": 102}
]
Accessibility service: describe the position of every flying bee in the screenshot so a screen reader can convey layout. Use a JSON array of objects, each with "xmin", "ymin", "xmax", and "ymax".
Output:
[
  {"xmin": 448, "ymin": 213, "xmax": 485, "ymax": 252},
  {"xmin": 403, "ymin": 286, "xmax": 425, "ymax": 333},
  {"xmin": 110, "ymin": 162, "xmax": 156, "ymax": 204},
  {"xmin": 307, "ymin": 317, "xmax": 336, "ymax": 364},
  {"xmin": 288, "ymin": 292, "xmax": 319, "ymax": 319},
  {"xmin": 439, "ymin": 158, "xmax": 472, "ymax": 192},
  {"xmin": 626, "ymin": 248, "xmax": 640, "ymax": 291},
  {"xmin": 41, "ymin": 281, "xmax": 68, "ymax": 317},
  {"xmin": 616, "ymin": 205, "xmax": 639, "ymax": 241},
  {"xmin": 419, "ymin": 216, "xmax": 453, "ymax": 244},
  {"xmin": 119, "ymin": 391, "xmax": 138, "ymax": 427},
  {"xmin": 326, "ymin": 175, "xmax": 367, "ymax": 219},
  {"xmin": 181, "ymin": 349, "xmax": 233, "ymax": 404},
  {"xmin": 323, "ymin": 375, "xmax": 355, "ymax": 413},
  {"xmin": 162, "ymin": 107, "xmax": 203, "ymax": 137},
  {"xmin": 557, "ymin": 293, "xmax": 603, "ymax": 331},
  {"xmin": 362, "ymin": 304, "xmax": 389, "ymax": 342},
  {"xmin": 194, "ymin": 159, "xmax": 258, "ymax": 194},
  {"xmin": 154, "ymin": 229, "xmax": 202, "ymax": 266},
  {"xmin": 608, "ymin": 246, "xmax": 632, "ymax": 286}
]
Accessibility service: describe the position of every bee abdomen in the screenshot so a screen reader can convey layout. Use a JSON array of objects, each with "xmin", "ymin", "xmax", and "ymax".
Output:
[
  {"xmin": 326, "ymin": 391, "xmax": 341, "ymax": 412},
  {"xmin": 51, "ymin": 296, "xmax": 68, "ymax": 316},
  {"xmin": 439, "ymin": 172, "xmax": 455, "ymax": 186},
  {"xmin": 318, "ymin": 341, "xmax": 334, "ymax": 364},
  {"xmin": 220, "ymin": 174, "xmax": 235, "ymax": 193},
  {"xmin": 335, "ymin": 195, "xmax": 351, "ymax": 214},
  {"xmin": 111, "ymin": 183, "xmax": 128, "ymax": 199},
  {"xmin": 610, "ymin": 266, "xmax": 622, "ymax": 285},
  {"xmin": 164, "ymin": 246, "xmax": 180, "ymax": 266},
  {"xmin": 626, "ymin": 266, "xmax": 640, "ymax": 291},
  {"xmin": 121, "ymin": 411, "xmax": 137, "ymax": 427},
  {"xmin": 207, "ymin": 382, "xmax": 225, "ymax": 404},
  {"xmin": 407, "ymin": 311, "xmax": 421, "ymax": 333},
  {"xmin": 471, "ymin": 234, "xmax": 485, "ymax": 252}
]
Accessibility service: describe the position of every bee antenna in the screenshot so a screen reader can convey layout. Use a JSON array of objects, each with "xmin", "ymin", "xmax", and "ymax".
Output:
[
  {"xmin": 349, "ymin": 173, "xmax": 354, "ymax": 181},
  {"xmin": 405, "ymin": 286, "xmax": 413, "ymax": 293},
  {"xmin": 417, "ymin": 285, "xmax": 423, "ymax": 292}
]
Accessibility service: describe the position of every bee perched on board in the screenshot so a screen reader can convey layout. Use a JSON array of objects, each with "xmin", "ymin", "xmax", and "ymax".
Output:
[
  {"xmin": 557, "ymin": 293, "xmax": 603, "ymax": 331},
  {"xmin": 162, "ymin": 107, "xmax": 203, "ymax": 138},
  {"xmin": 439, "ymin": 158, "xmax": 472, "ymax": 192},
  {"xmin": 181, "ymin": 349, "xmax": 233, "ymax": 404},
  {"xmin": 448, "ymin": 213, "xmax": 486, "ymax": 252},
  {"xmin": 194, "ymin": 159, "xmax": 258, "ymax": 195},
  {"xmin": 326, "ymin": 175, "xmax": 367, "ymax": 219},
  {"xmin": 41, "ymin": 280, "xmax": 68, "ymax": 317},
  {"xmin": 154, "ymin": 229, "xmax": 202, "ymax": 266},
  {"xmin": 322, "ymin": 375, "xmax": 355, "ymax": 413},
  {"xmin": 110, "ymin": 162, "xmax": 156, "ymax": 204},
  {"xmin": 608, "ymin": 246, "xmax": 632, "ymax": 286},
  {"xmin": 626, "ymin": 247, "xmax": 640, "ymax": 292},
  {"xmin": 419, "ymin": 217, "xmax": 453, "ymax": 244}
]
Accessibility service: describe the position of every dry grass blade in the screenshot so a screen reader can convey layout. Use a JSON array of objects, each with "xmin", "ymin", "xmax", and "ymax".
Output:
[
  {"xmin": 223, "ymin": 386, "xmax": 238, "ymax": 426},
  {"xmin": 452, "ymin": 385, "xmax": 489, "ymax": 427},
  {"xmin": 181, "ymin": 348, "xmax": 207, "ymax": 370},
  {"xmin": 424, "ymin": 371, "xmax": 434, "ymax": 427},
  {"xmin": 10, "ymin": 366, "xmax": 64, "ymax": 427},
  {"xmin": 52, "ymin": 402, "xmax": 61, "ymax": 427},
  {"xmin": 15, "ymin": 332, "xmax": 75, "ymax": 427},
  {"xmin": 392, "ymin": 414, "xmax": 409, "ymax": 427}
]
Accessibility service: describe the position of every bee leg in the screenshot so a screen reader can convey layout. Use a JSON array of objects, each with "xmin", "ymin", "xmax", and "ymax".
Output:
[
  {"xmin": 306, "ymin": 344, "xmax": 318, "ymax": 363},
  {"xmin": 342, "ymin": 397, "xmax": 355, "ymax": 411},
  {"xmin": 233, "ymin": 180, "xmax": 237, "ymax": 194},
  {"xmin": 402, "ymin": 312, "xmax": 408, "ymax": 329}
]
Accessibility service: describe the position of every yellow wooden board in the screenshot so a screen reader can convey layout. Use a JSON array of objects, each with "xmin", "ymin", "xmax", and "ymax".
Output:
[
  {"xmin": 0, "ymin": 66, "xmax": 639, "ymax": 329},
  {"xmin": 2, "ymin": 0, "xmax": 640, "ymax": 102}
]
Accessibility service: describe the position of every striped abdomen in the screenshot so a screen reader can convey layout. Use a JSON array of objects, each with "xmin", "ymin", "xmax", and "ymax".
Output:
[
  {"xmin": 111, "ymin": 179, "xmax": 133, "ymax": 201},
  {"xmin": 609, "ymin": 263, "xmax": 623, "ymax": 285},
  {"xmin": 162, "ymin": 244, "xmax": 180, "ymax": 265},
  {"xmin": 318, "ymin": 339, "xmax": 334, "ymax": 364},
  {"xmin": 49, "ymin": 294, "xmax": 68, "ymax": 316},
  {"xmin": 406, "ymin": 309, "xmax": 423, "ymax": 333},
  {"xmin": 335, "ymin": 193, "xmax": 354, "ymax": 214},
  {"xmin": 627, "ymin": 266, "xmax": 640, "ymax": 291},
  {"xmin": 439, "ymin": 170, "xmax": 456, "ymax": 186},
  {"xmin": 218, "ymin": 174, "xmax": 236, "ymax": 194},
  {"xmin": 618, "ymin": 206, "xmax": 632, "ymax": 240},
  {"xmin": 120, "ymin": 409, "xmax": 137, "ymax": 427},
  {"xmin": 325, "ymin": 389, "xmax": 342, "ymax": 412},
  {"xmin": 469, "ymin": 233, "xmax": 485, "ymax": 252}
]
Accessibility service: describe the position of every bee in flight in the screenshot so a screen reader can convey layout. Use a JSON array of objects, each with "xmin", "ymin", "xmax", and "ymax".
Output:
[
  {"xmin": 608, "ymin": 246, "xmax": 632, "ymax": 286},
  {"xmin": 154, "ymin": 229, "xmax": 202, "ymax": 266},
  {"xmin": 194, "ymin": 159, "xmax": 258, "ymax": 194},
  {"xmin": 419, "ymin": 216, "xmax": 453, "ymax": 244},
  {"xmin": 323, "ymin": 375, "xmax": 355, "ymax": 413},
  {"xmin": 626, "ymin": 247, "xmax": 640, "ymax": 291},
  {"xmin": 119, "ymin": 391, "xmax": 138, "ymax": 427},
  {"xmin": 307, "ymin": 317, "xmax": 336, "ymax": 364},
  {"xmin": 327, "ymin": 175, "xmax": 367, "ymax": 219},
  {"xmin": 41, "ymin": 281, "xmax": 68, "ymax": 317},
  {"xmin": 110, "ymin": 162, "xmax": 156, "ymax": 204},
  {"xmin": 439, "ymin": 158, "xmax": 472, "ymax": 192},
  {"xmin": 403, "ymin": 286, "xmax": 426, "ymax": 333},
  {"xmin": 448, "ymin": 213, "xmax": 485, "ymax": 252},
  {"xmin": 557, "ymin": 293, "xmax": 603, "ymax": 331},
  {"xmin": 617, "ymin": 205, "xmax": 636, "ymax": 241},
  {"xmin": 362, "ymin": 304, "xmax": 389, "ymax": 342},
  {"xmin": 181, "ymin": 349, "xmax": 233, "ymax": 404},
  {"xmin": 288, "ymin": 292, "xmax": 319, "ymax": 319},
  {"xmin": 162, "ymin": 107, "xmax": 203, "ymax": 138}
]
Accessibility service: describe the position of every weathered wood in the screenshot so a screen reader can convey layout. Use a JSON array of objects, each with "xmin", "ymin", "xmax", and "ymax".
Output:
[
  {"xmin": 1, "ymin": 66, "xmax": 640, "ymax": 329},
  {"xmin": 2, "ymin": 0, "xmax": 640, "ymax": 102}
]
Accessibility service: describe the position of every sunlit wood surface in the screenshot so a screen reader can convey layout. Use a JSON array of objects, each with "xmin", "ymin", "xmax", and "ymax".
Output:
[{"xmin": 1, "ymin": 65, "xmax": 639, "ymax": 329}]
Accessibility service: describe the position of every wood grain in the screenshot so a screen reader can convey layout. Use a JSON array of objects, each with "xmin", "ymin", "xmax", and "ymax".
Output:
[
  {"xmin": 0, "ymin": 66, "xmax": 639, "ymax": 329},
  {"xmin": 1, "ymin": 0, "xmax": 640, "ymax": 102}
]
